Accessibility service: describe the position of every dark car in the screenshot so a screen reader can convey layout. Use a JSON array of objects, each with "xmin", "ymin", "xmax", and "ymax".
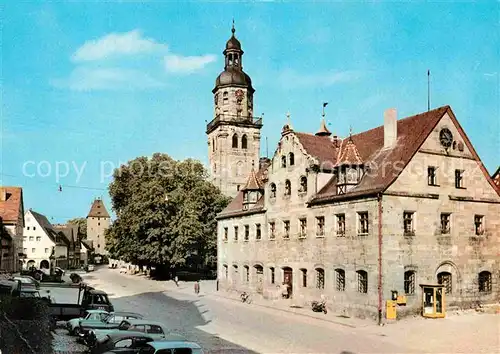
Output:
[
  {"xmin": 90, "ymin": 331, "xmax": 156, "ymax": 354},
  {"xmin": 85, "ymin": 319, "xmax": 185, "ymax": 349}
]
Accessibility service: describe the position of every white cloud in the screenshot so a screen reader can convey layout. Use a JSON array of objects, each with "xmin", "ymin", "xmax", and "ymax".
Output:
[
  {"xmin": 72, "ymin": 30, "xmax": 167, "ymax": 62},
  {"xmin": 50, "ymin": 67, "xmax": 165, "ymax": 91},
  {"xmin": 164, "ymin": 54, "xmax": 216, "ymax": 74},
  {"xmin": 277, "ymin": 69, "xmax": 361, "ymax": 88}
]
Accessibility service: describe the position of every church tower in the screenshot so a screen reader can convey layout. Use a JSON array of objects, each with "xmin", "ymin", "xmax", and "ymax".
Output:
[{"xmin": 207, "ymin": 23, "xmax": 262, "ymax": 198}]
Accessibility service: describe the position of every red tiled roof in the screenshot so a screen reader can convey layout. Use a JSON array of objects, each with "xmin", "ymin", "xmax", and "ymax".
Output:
[
  {"xmin": 218, "ymin": 105, "xmax": 499, "ymax": 216},
  {"xmin": 311, "ymin": 106, "xmax": 451, "ymax": 203},
  {"xmin": 334, "ymin": 136, "xmax": 363, "ymax": 167},
  {"xmin": 87, "ymin": 199, "xmax": 110, "ymax": 218},
  {"xmin": 0, "ymin": 187, "xmax": 23, "ymax": 224},
  {"xmin": 294, "ymin": 133, "xmax": 340, "ymax": 169}
]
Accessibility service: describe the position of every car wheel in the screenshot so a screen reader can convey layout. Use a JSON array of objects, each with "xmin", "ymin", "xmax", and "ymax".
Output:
[{"xmin": 74, "ymin": 327, "xmax": 81, "ymax": 336}]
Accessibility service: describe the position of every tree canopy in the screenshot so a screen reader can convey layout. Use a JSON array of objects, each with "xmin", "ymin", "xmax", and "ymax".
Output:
[{"xmin": 105, "ymin": 153, "xmax": 230, "ymax": 271}]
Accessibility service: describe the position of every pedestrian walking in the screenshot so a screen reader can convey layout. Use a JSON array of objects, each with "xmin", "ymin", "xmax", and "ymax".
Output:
[
  {"xmin": 194, "ymin": 280, "xmax": 200, "ymax": 295},
  {"xmin": 174, "ymin": 275, "xmax": 179, "ymax": 287}
]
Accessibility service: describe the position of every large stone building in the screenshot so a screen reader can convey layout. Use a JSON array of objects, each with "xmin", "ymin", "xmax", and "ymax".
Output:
[
  {"xmin": 86, "ymin": 198, "xmax": 111, "ymax": 256},
  {"xmin": 212, "ymin": 29, "xmax": 500, "ymax": 320}
]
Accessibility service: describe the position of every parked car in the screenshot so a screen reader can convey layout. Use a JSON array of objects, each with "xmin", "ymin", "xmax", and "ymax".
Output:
[
  {"xmin": 86, "ymin": 264, "xmax": 95, "ymax": 272},
  {"xmin": 85, "ymin": 319, "xmax": 184, "ymax": 348},
  {"xmin": 131, "ymin": 340, "xmax": 204, "ymax": 354},
  {"xmin": 89, "ymin": 331, "xmax": 188, "ymax": 354},
  {"xmin": 10, "ymin": 276, "xmax": 40, "ymax": 289},
  {"xmin": 78, "ymin": 312, "xmax": 144, "ymax": 343},
  {"xmin": 67, "ymin": 309, "xmax": 110, "ymax": 335}
]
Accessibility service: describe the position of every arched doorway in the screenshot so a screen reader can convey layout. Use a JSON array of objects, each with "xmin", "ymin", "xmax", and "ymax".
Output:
[
  {"xmin": 27, "ymin": 260, "xmax": 35, "ymax": 270},
  {"xmin": 282, "ymin": 267, "xmax": 293, "ymax": 298},
  {"xmin": 40, "ymin": 259, "xmax": 50, "ymax": 270},
  {"xmin": 254, "ymin": 265, "xmax": 264, "ymax": 293}
]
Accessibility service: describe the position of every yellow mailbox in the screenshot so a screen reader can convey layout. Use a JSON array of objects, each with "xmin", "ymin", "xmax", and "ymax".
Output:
[{"xmin": 386, "ymin": 300, "xmax": 397, "ymax": 320}]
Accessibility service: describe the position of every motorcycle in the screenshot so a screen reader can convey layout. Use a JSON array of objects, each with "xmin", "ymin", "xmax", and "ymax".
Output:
[
  {"xmin": 240, "ymin": 291, "xmax": 251, "ymax": 303},
  {"xmin": 311, "ymin": 300, "xmax": 327, "ymax": 314}
]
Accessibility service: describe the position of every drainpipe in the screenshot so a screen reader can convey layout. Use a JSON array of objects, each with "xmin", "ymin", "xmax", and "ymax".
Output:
[{"xmin": 377, "ymin": 193, "xmax": 383, "ymax": 325}]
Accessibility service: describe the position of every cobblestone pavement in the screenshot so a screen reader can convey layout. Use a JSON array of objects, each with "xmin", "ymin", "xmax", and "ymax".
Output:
[{"xmin": 82, "ymin": 267, "xmax": 499, "ymax": 354}]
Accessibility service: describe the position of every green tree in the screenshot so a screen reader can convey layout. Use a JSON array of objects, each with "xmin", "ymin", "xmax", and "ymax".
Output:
[
  {"xmin": 106, "ymin": 153, "xmax": 230, "ymax": 274},
  {"xmin": 67, "ymin": 217, "xmax": 87, "ymax": 239}
]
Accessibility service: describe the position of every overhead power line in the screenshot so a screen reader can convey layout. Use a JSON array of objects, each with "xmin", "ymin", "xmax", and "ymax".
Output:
[{"xmin": 0, "ymin": 172, "xmax": 107, "ymax": 191}]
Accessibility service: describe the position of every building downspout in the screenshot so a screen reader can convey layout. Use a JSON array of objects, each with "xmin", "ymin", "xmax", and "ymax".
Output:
[{"xmin": 377, "ymin": 193, "xmax": 383, "ymax": 325}]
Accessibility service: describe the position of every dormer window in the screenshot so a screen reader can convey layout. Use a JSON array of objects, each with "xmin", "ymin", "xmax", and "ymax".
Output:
[{"xmin": 284, "ymin": 180, "xmax": 291, "ymax": 196}]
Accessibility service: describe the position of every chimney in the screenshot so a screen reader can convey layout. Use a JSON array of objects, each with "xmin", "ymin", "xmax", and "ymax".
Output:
[{"xmin": 384, "ymin": 108, "xmax": 397, "ymax": 149}]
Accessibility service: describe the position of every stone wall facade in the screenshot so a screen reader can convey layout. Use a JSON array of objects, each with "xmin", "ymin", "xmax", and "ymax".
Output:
[{"xmin": 216, "ymin": 112, "xmax": 500, "ymax": 321}]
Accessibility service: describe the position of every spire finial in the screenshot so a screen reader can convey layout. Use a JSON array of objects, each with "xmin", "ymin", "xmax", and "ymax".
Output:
[
  {"xmin": 231, "ymin": 19, "xmax": 235, "ymax": 35},
  {"xmin": 349, "ymin": 125, "xmax": 353, "ymax": 137},
  {"xmin": 286, "ymin": 111, "xmax": 291, "ymax": 124}
]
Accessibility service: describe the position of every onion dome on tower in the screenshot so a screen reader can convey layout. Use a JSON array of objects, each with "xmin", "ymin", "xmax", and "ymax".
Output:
[{"xmin": 213, "ymin": 22, "xmax": 254, "ymax": 93}]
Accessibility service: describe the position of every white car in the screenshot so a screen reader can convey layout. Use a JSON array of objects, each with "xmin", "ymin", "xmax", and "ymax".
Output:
[{"xmin": 87, "ymin": 265, "xmax": 95, "ymax": 272}]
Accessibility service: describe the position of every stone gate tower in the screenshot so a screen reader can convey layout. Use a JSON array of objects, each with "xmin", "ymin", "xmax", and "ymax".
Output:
[
  {"xmin": 86, "ymin": 198, "xmax": 110, "ymax": 256},
  {"xmin": 206, "ymin": 24, "xmax": 262, "ymax": 198}
]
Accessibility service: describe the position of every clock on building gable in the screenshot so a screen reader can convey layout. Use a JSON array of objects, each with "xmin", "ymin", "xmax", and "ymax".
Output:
[{"xmin": 439, "ymin": 128, "xmax": 453, "ymax": 148}]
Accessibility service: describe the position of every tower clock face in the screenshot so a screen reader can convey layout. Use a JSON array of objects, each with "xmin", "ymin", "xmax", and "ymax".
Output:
[{"xmin": 439, "ymin": 128, "xmax": 453, "ymax": 148}]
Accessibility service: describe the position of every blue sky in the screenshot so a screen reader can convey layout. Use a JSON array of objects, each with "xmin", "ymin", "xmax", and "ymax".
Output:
[{"xmin": 2, "ymin": 2, "xmax": 498, "ymax": 223}]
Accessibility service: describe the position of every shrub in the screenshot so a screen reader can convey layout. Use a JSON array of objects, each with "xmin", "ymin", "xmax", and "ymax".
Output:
[{"xmin": 0, "ymin": 296, "xmax": 53, "ymax": 354}]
